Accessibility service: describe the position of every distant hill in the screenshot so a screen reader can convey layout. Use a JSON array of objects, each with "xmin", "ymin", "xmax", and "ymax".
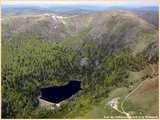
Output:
[{"xmin": 2, "ymin": 10, "xmax": 158, "ymax": 57}]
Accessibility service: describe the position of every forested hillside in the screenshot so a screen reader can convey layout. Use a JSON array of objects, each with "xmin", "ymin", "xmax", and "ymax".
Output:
[{"xmin": 2, "ymin": 9, "xmax": 158, "ymax": 118}]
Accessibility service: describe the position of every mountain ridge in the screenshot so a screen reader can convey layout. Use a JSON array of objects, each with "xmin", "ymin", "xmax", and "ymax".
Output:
[{"xmin": 2, "ymin": 10, "xmax": 158, "ymax": 56}]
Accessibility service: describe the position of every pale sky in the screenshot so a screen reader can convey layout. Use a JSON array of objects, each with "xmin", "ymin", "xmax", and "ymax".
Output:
[{"xmin": 2, "ymin": 0, "xmax": 158, "ymax": 6}]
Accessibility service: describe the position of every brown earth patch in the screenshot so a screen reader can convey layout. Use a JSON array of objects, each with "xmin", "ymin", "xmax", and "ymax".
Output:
[{"xmin": 128, "ymin": 77, "xmax": 159, "ymax": 116}]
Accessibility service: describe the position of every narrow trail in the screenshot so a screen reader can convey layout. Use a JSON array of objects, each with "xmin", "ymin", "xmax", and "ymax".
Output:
[
  {"xmin": 108, "ymin": 97, "xmax": 131, "ymax": 118},
  {"xmin": 120, "ymin": 64, "xmax": 155, "ymax": 118},
  {"xmin": 108, "ymin": 64, "xmax": 156, "ymax": 119},
  {"xmin": 120, "ymin": 80, "xmax": 145, "ymax": 118}
]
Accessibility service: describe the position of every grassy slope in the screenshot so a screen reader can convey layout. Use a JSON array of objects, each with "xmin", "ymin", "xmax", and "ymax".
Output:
[
  {"xmin": 123, "ymin": 63, "xmax": 159, "ymax": 116},
  {"xmin": 124, "ymin": 78, "xmax": 158, "ymax": 116},
  {"xmin": 79, "ymin": 64, "xmax": 158, "ymax": 118},
  {"xmin": 79, "ymin": 87, "xmax": 128, "ymax": 118}
]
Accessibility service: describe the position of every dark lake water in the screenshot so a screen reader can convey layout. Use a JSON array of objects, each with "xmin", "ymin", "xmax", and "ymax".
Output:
[{"xmin": 40, "ymin": 80, "xmax": 81, "ymax": 103}]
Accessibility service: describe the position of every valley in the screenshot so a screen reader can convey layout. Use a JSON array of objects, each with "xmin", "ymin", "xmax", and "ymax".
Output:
[{"xmin": 1, "ymin": 2, "xmax": 159, "ymax": 119}]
